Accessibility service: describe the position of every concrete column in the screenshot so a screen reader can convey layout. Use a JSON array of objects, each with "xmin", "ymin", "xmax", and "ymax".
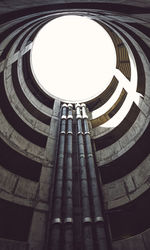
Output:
[
  {"xmin": 28, "ymin": 100, "xmax": 60, "ymax": 250},
  {"xmin": 28, "ymin": 210, "xmax": 47, "ymax": 250}
]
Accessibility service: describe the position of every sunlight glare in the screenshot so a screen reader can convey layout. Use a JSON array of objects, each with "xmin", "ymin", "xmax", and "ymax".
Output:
[{"xmin": 31, "ymin": 15, "xmax": 116, "ymax": 102}]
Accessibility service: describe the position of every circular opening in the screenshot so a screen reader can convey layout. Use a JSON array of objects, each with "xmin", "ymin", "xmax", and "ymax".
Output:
[{"xmin": 31, "ymin": 15, "xmax": 116, "ymax": 102}]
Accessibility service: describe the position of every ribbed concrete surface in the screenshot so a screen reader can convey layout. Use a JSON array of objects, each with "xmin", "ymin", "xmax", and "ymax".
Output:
[{"xmin": 0, "ymin": 0, "xmax": 150, "ymax": 15}]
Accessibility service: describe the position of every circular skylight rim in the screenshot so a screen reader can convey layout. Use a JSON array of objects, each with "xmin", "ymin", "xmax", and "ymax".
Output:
[{"xmin": 30, "ymin": 14, "xmax": 117, "ymax": 103}]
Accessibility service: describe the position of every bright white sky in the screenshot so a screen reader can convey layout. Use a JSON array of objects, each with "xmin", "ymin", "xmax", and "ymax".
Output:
[{"xmin": 31, "ymin": 15, "xmax": 116, "ymax": 102}]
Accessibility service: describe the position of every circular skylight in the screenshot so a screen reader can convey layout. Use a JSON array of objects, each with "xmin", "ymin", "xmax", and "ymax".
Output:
[{"xmin": 31, "ymin": 15, "xmax": 116, "ymax": 102}]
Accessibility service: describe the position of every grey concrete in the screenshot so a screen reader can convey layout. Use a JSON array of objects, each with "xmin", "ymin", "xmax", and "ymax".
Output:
[
  {"xmin": 4, "ymin": 66, "xmax": 49, "ymax": 136},
  {"xmin": 15, "ymin": 178, "xmax": 38, "ymax": 200},
  {"xmin": 0, "ymin": 239, "xmax": 28, "ymax": 250},
  {"xmin": 0, "ymin": 1, "xmax": 150, "ymax": 250},
  {"xmin": 95, "ymin": 111, "xmax": 149, "ymax": 166},
  {"xmin": 28, "ymin": 210, "xmax": 47, "ymax": 250},
  {"xmin": 26, "ymin": 100, "xmax": 61, "ymax": 250},
  {"xmin": 92, "ymin": 16, "xmax": 150, "ymax": 166},
  {"xmin": 0, "ymin": 110, "xmax": 45, "ymax": 163},
  {"xmin": 0, "ymin": 165, "xmax": 18, "ymax": 193},
  {"xmin": 0, "ymin": 0, "xmax": 149, "ymax": 16},
  {"xmin": 112, "ymin": 234, "xmax": 145, "ymax": 250},
  {"xmin": 0, "ymin": 164, "xmax": 49, "ymax": 209},
  {"xmin": 103, "ymin": 154, "xmax": 150, "ymax": 209},
  {"xmin": 113, "ymin": 227, "xmax": 150, "ymax": 250},
  {"xmin": 45, "ymin": 99, "xmax": 60, "ymax": 163},
  {"xmin": 17, "ymin": 57, "xmax": 52, "ymax": 117}
]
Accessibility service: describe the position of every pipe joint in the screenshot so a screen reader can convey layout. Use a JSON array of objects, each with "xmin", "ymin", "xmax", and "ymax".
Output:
[
  {"xmin": 62, "ymin": 103, "xmax": 68, "ymax": 108},
  {"xmin": 84, "ymin": 131, "xmax": 90, "ymax": 135},
  {"xmin": 68, "ymin": 103, "xmax": 73, "ymax": 108},
  {"xmin": 58, "ymin": 153, "xmax": 64, "ymax": 158},
  {"xmin": 87, "ymin": 153, "xmax": 93, "ymax": 158},
  {"xmin": 83, "ymin": 217, "xmax": 92, "ymax": 223},
  {"xmin": 76, "ymin": 114, "xmax": 82, "ymax": 119},
  {"xmin": 79, "ymin": 154, "xmax": 85, "ymax": 159},
  {"xmin": 94, "ymin": 216, "xmax": 104, "ymax": 223},
  {"xmin": 60, "ymin": 131, "xmax": 66, "ymax": 135},
  {"xmin": 77, "ymin": 131, "xmax": 83, "ymax": 135},
  {"xmin": 64, "ymin": 217, "xmax": 73, "ymax": 224},
  {"xmin": 67, "ymin": 114, "xmax": 73, "ymax": 119},
  {"xmin": 75, "ymin": 103, "xmax": 81, "ymax": 109},
  {"xmin": 61, "ymin": 115, "xmax": 67, "ymax": 120},
  {"xmin": 52, "ymin": 218, "xmax": 62, "ymax": 224},
  {"xmin": 81, "ymin": 103, "xmax": 86, "ymax": 108},
  {"xmin": 67, "ymin": 131, "xmax": 73, "ymax": 135},
  {"xmin": 83, "ymin": 114, "xmax": 88, "ymax": 119}
]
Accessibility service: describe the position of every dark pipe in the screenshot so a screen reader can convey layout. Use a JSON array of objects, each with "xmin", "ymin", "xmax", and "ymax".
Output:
[
  {"xmin": 63, "ymin": 104, "xmax": 73, "ymax": 250},
  {"xmin": 75, "ymin": 103, "xmax": 94, "ymax": 250},
  {"xmin": 50, "ymin": 104, "xmax": 67, "ymax": 250},
  {"xmin": 81, "ymin": 103, "xmax": 108, "ymax": 250}
]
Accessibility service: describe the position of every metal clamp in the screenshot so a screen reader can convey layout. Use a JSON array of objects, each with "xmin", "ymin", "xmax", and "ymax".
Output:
[
  {"xmin": 83, "ymin": 217, "xmax": 92, "ymax": 223},
  {"xmin": 61, "ymin": 115, "xmax": 67, "ymax": 120},
  {"xmin": 84, "ymin": 131, "xmax": 90, "ymax": 135},
  {"xmin": 67, "ymin": 114, "xmax": 73, "ymax": 119},
  {"xmin": 58, "ymin": 153, "xmax": 64, "ymax": 158},
  {"xmin": 62, "ymin": 103, "xmax": 68, "ymax": 108},
  {"xmin": 67, "ymin": 131, "xmax": 73, "ymax": 135},
  {"xmin": 64, "ymin": 217, "xmax": 73, "ymax": 223},
  {"xmin": 82, "ymin": 115, "xmax": 88, "ymax": 119},
  {"xmin": 79, "ymin": 154, "xmax": 85, "ymax": 159},
  {"xmin": 68, "ymin": 103, "xmax": 73, "ymax": 108},
  {"xmin": 75, "ymin": 103, "xmax": 81, "ymax": 109},
  {"xmin": 77, "ymin": 131, "xmax": 83, "ymax": 135},
  {"xmin": 76, "ymin": 114, "xmax": 82, "ymax": 119},
  {"xmin": 60, "ymin": 131, "xmax": 66, "ymax": 134},
  {"xmin": 94, "ymin": 216, "xmax": 104, "ymax": 223},
  {"xmin": 87, "ymin": 153, "xmax": 93, "ymax": 158},
  {"xmin": 52, "ymin": 218, "xmax": 62, "ymax": 224}
]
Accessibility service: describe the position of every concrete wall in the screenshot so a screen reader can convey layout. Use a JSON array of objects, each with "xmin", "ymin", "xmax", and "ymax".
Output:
[
  {"xmin": 103, "ymin": 154, "xmax": 150, "ymax": 209},
  {"xmin": 113, "ymin": 227, "xmax": 150, "ymax": 250},
  {"xmin": 0, "ymin": 0, "xmax": 150, "ymax": 16},
  {"xmin": 0, "ymin": 1, "xmax": 150, "ymax": 250}
]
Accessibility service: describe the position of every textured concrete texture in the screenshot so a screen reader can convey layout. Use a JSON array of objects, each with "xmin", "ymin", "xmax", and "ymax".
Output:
[
  {"xmin": 0, "ymin": 0, "xmax": 150, "ymax": 16},
  {"xmin": 93, "ymin": 16, "xmax": 150, "ymax": 164},
  {"xmin": 0, "ymin": 0, "xmax": 149, "ymax": 22},
  {"xmin": 4, "ymin": 65, "xmax": 49, "ymax": 136},
  {"xmin": 17, "ymin": 58, "xmax": 52, "ymax": 117},
  {"xmin": 95, "ymin": 111, "xmax": 150, "ymax": 166},
  {"xmin": 0, "ymin": 239, "xmax": 28, "ymax": 250},
  {"xmin": 27, "ymin": 100, "xmax": 61, "ymax": 250},
  {"xmin": 0, "ymin": 110, "xmax": 45, "ymax": 162},
  {"xmin": 0, "ymin": 1, "xmax": 150, "ymax": 249},
  {"xmin": 28, "ymin": 210, "xmax": 47, "ymax": 250},
  {"xmin": 103, "ymin": 154, "xmax": 150, "ymax": 209},
  {"xmin": 0, "ymin": 164, "xmax": 51, "ymax": 209},
  {"xmin": 45, "ymin": 100, "xmax": 60, "ymax": 163},
  {"xmin": 113, "ymin": 227, "xmax": 150, "ymax": 250}
]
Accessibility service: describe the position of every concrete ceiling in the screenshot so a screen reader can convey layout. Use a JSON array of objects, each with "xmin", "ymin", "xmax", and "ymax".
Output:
[{"xmin": 0, "ymin": 0, "xmax": 150, "ymax": 15}]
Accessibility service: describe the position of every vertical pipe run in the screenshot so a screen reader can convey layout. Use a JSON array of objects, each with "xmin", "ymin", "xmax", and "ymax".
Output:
[
  {"xmin": 75, "ymin": 103, "xmax": 94, "ymax": 250},
  {"xmin": 50, "ymin": 103, "xmax": 67, "ymax": 250},
  {"xmin": 81, "ymin": 103, "xmax": 108, "ymax": 250},
  {"xmin": 49, "ymin": 103, "xmax": 108, "ymax": 250},
  {"xmin": 63, "ymin": 103, "xmax": 73, "ymax": 250}
]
